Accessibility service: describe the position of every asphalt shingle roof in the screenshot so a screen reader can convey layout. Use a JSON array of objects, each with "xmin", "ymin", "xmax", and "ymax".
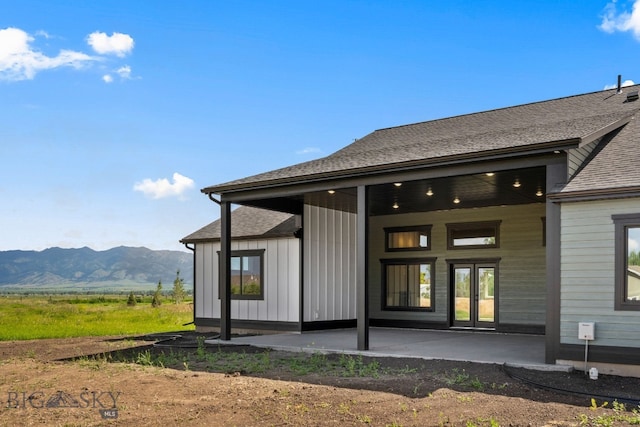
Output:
[
  {"xmin": 560, "ymin": 113, "xmax": 640, "ymax": 196},
  {"xmin": 180, "ymin": 206, "xmax": 296, "ymax": 243},
  {"xmin": 204, "ymin": 86, "xmax": 640, "ymax": 194}
]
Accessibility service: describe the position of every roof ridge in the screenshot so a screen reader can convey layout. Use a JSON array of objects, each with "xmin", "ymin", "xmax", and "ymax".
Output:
[
  {"xmin": 330, "ymin": 110, "xmax": 630, "ymax": 160},
  {"xmin": 370, "ymin": 84, "xmax": 640, "ymax": 133}
]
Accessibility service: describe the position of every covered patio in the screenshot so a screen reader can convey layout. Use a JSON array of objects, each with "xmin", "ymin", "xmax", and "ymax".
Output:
[
  {"xmin": 207, "ymin": 327, "xmax": 568, "ymax": 371},
  {"xmin": 210, "ymin": 158, "xmax": 563, "ymax": 359}
]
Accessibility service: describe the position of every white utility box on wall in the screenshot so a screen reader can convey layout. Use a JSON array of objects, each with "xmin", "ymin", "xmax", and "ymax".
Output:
[{"xmin": 578, "ymin": 322, "xmax": 595, "ymax": 340}]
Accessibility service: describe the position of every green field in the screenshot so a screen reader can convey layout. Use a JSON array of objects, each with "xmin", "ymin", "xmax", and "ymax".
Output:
[{"xmin": 0, "ymin": 294, "xmax": 195, "ymax": 341}]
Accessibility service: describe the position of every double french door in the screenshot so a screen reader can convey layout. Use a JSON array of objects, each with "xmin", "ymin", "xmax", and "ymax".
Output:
[{"xmin": 450, "ymin": 262, "xmax": 497, "ymax": 328}]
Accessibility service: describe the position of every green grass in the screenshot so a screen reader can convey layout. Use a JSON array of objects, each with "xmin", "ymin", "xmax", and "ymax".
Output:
[
  {"xmin": 579, "ymin": 399, "xmax": 640, "ymax": 426},
  {"xmin": 106, "ymin": 338, "xmax": 414, "ymax": 380},
  {"xmin": 441, "ymin": 368, "xmax": 487, "ymax": 391},
  {"xmin": 0, "ymin": 294, "xmax": 194, "ymax": 340}
]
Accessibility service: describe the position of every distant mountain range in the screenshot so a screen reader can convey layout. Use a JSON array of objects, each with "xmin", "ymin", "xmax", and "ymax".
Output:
[{"xmin": 0, "ymin": 246, "xmax": 193, "ymax": 292}]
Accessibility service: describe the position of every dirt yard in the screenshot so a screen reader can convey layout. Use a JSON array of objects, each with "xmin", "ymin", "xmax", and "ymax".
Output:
[{"xmin": 1, "ymin": 333, "xmax": 639, "ymax": 426}]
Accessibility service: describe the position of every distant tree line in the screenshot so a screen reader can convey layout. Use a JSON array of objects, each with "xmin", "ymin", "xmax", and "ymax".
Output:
[
  {"xmin": 127, "ymin": 270, "xmax": 187, "ymax": 307},
  {"xmin": 0, "ymin": 289, "xmax": 193, "ymax": 296}
]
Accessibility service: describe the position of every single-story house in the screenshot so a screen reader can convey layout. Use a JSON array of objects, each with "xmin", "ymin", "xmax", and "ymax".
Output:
[{"xmin": 181, "ymin": 83, "xmax": 640, "ymax": 373}]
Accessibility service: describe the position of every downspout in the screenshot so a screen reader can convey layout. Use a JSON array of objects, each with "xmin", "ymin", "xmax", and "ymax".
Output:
[{"xmin": 183, "ymin": 243, "xmax": 195, "ymax": 328}]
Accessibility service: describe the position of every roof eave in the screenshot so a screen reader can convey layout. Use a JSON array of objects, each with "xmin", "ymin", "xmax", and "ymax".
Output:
[
  {"xmin": 548, "ymin": 186, "xmax": 640, "ymax": 202},
  {"xmin": 202, "ymin": 139, "xmax": 580, "ymax": 195},
  {"xmin": 180, "ymin": 233, "xmax": 297, "ymax": 244}
]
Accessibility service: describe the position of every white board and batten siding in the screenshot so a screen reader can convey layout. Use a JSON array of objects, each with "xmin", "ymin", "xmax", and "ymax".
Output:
[
  {"xmin": 561, "ymin": 198, "xmax": 640, "ymax": 348},
  {"xmin": 303, "ymin": 205, "xmax": 357, "ymax": 322},
  {"xmin": 194, "ymin": 238, "xmax": 300, "ymax": 323}
]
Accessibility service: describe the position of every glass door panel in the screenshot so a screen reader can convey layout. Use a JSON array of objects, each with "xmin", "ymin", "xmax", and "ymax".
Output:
[
  {"xmin": 477, "ymin": 267, "xmax": 495, "ymax": 324},
  {"xmin": 454, "ymin": 267, "xmax": 471, "ymax": 323}
]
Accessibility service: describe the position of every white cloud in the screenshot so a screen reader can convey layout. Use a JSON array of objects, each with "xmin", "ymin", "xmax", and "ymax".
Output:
[
  {"xmin": 296, "ymin": 147, "xmax": 321, "ymax": 155},
  {"xmin": 0, "ymin": 27, "xmax": 97, "ymax": 81},
  {"xmin": 604, "ymin": 79, "xmax": 635, "ymax": 89},
  {"xmin": 34, "ymin": 30, "xmax": 51, "ymax": 39},
  {"xmin": 116, "ymin": 65, "xmax": 131, "ymax": 79},
  {"xmin": 87, "ymin": 31, "xmax": 134, "ymax": 57},
  {"xmin": 102, "ymin": 66, "xmax": 133, "ymax": 84},
  {"xmin": 102, "ymin": 66, "xmax": 134, "ymax": 84},
  {"xmin": 133, "ymin": 173, "xmax": 195, "ymax": 199},
  {"xmin": 599, "ymin": 0, "xmax": 640, "ymax": 39}
]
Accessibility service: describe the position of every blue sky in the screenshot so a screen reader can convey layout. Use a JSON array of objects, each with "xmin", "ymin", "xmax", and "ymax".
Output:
[{"xmin": 2, "ymin": 0, "xmax": 640, "ymax": 252}]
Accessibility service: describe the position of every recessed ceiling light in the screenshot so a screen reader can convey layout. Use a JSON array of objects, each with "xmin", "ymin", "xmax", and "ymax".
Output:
[
  {"xmin": 392, "ymin": 202, "xmax": 399, "ymax": 209},
  {"xmin": 328, "ymin": 190, "xmax": 335, "ymax": 194},
  {"xmin": 426, "ymin": 189, "xmax": 434, "ymax": 196},
  {"xmin": 536, "ymin": 189, "xmax": 543, "ymax": 197},
  {"xmin": 513, "ymin": 179, "xmax": 521, "ymax": 188},
  {"xmin": 394, "ymin": 182, "xmax": 402, "ymax": 187},
  {"xmin": 453, "ymin": 197, "xmax": 460, "ymax": 204},
  {"xmin": 485, "ymin": 172, "xmax": 495, "ymax": 177}
]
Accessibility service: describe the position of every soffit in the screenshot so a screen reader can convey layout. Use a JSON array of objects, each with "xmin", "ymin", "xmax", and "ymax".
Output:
[{"xmin": 301, "ymin": 166, "xmax": 546, "ymax": 216}]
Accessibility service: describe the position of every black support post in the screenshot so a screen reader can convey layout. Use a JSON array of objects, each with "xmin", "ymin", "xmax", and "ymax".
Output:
[
  {"xmin": 545, "ymin": 161, "xmax": 567, "ymax": 364},
  {"xmin": 357, "ymin": 185, "xmax": 369, "ymax": 350},
  {"xmin": 219, "ymin": 200, "xmax": 232, "ymax": 340}
]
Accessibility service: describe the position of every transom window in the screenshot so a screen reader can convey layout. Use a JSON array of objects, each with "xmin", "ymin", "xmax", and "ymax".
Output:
[
  {"xmin": 382, "ymin": 258, "xmax": 435, "ymax": 311},
  {"xmin": 384, "ymin": 225, "xmax": 432, "ymax": 251},
  {"xmin": 219, "ymin": 249, "xmax": 264, "ymax": 300},
  {"xmin": 446, "ymin": 221, "xmax": 501, "ymax": 249},
  {"xmin": 613, "ymin": 214, "xmax": 640, "ymax": 310}
]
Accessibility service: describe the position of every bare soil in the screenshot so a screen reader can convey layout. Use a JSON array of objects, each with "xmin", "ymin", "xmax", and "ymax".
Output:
[{"xmin": 1, "ymin": 332, "xmax": 639, "ymax": 426}]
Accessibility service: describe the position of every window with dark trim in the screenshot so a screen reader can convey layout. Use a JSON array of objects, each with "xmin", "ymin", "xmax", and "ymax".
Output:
[
  {"xmin": 541, "ymin": 217, "xmax": 546, "ymax": 247},
  {"xmin": 384, "ymin": 225, "xmax": 432, "ymax": 251},
  {"xmin": 382, "ymin": 258, "xmax": 435, "ymax": 311},
  {"xmin": 218, "ymin": 249, "xmax": 265, "ymax": 300},
  {"xmin": 613, "ymin": 214, "xmax": 640, "ymax": 310},
  {"xmin": 446, "ymin": 221, "xmax": 501, "ymax": 250}
]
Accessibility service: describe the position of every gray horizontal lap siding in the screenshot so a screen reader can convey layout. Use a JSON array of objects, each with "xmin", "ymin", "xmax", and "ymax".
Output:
[
  {"xmin": 368, "ymin": 204, "xmax": 546, "ymax": 327},
  {"xmin": 560, "ymin": 198, "xmax": 640, "ymax": 348},
  {"xmin": 567, "ymin": 139, "xmax": 599, "ymax": 180}
]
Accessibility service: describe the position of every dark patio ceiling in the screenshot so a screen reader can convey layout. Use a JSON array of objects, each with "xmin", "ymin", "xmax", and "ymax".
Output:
[{"xmin": 302, "ymin": 166, "xmax": 546, "ymax": 216}]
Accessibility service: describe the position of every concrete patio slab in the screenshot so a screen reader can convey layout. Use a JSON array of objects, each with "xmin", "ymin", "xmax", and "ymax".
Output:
[{"xmin": 206, "ymin": 327, "xmax": 571, "ymax": 372}]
